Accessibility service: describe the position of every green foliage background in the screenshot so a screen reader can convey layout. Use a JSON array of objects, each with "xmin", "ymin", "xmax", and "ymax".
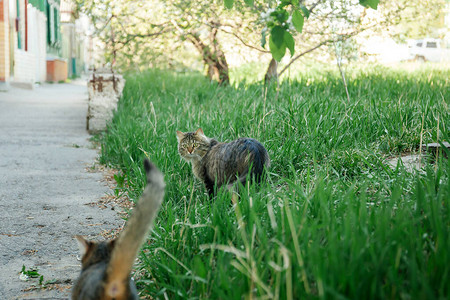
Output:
[{"xmin": 76, "ymin": 0, "xmax": 448, "ymax": 72}]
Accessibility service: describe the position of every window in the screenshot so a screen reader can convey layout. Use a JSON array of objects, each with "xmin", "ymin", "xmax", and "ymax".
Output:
[
  {"xmin": 46, "ymin": 3, "xmax": 60, "ymax": 46},
  {"xmin": 426, "ymin": 42, "xmax": 437, "ymax": 48}
]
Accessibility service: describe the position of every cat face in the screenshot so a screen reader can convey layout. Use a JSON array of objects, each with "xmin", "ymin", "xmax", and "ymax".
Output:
[{"xmin": 177, "ymin": 128, "xmax": 210, "ymax": 160}]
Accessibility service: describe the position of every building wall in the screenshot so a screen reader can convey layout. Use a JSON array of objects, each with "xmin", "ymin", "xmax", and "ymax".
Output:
[
  {"xmin": 5, "ymin": 0, "xmax": 47, "ymax": 85},
  {"xmin": 46, "ymin": 0, "xmax": 62, "ymax": 57},
  {"xmin": 2, "ymin": 0, "xmax": 64, "ymax": 86},
  {"xmin": 61, "ymin": 6, "xmax": 91, "ymax": 78},
  {"xmin": 0, "ymin": 0, "xmax": 10, "ymax": 82},
  {"xmin": 27, "ymin": 5, "xmax": 46, "ymax": 82},
  {"xmin": 61, "ymin": 22, "xmax": 74, "ymax": 76},
  {"xmin": 14, "ymin": 49, "xmax": 35, "ymax": 83}
]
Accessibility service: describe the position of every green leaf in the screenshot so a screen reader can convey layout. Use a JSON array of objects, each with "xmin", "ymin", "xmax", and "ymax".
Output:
[
  {"xmin": 292, "ymin": 10, "xmax": 304, "ymax": 32},
  {"xmin": 277, "ymin": 10, "xmax": 290, "ymax": 23},
  {"xmin": 284, "ymin": 31, "xmax": 295, "ymax": 56},
  {"xmin": 269, "ymin": 34, "xmax": 287, "ymax": 62},
  {"xmin": 279, "ymin": 0, "xmax": 292, "ymax": 9},
  {"xmin": 300, "ymin": 5, "xmax": 310, "ymax": 18},
  {"xmin": 359, "ymin": 0, "xmax": 379, "ymax": 9},
  {"xmin": 271, "ymin": 26, "xmax": 285, "ymax": 48},
  {"xmin": 224, "ymin": 0, "xmax": 234, "ymax": 9},
  {"xmin": 244, "ymin": 0, "xmax": 253, "ymax": 6},
  {"xmin": 26, "ymin": 271, "xmax": 40, "ymax": 278}
]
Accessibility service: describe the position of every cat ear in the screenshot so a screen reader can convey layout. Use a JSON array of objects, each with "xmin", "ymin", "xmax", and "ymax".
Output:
[
  {"xmin": 176, "ymin": 130, "xmax": 184, "ymax": 142},
  {"xmin": 75, "ymin": 235, "xmax": 91, "ymax": 257},
  {"xmin": 195, "ymin": 128, "xmax": 205, "ymax": 136},
  {"xmin": 107, "ymin": 239, "xmax": 116, "ymax": 251}
]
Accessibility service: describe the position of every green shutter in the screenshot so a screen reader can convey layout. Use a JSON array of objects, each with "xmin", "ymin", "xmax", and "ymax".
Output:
[
  {"xmin": 53, "ymin": 6, "xmax": 58, "ymax": 42},
  {"xmin": 16, "ymin": 0, "xmax": 22, "ymax": 49},
  {"xmin": 49, "ymin": 4, "xmax": 55, "ymax": 43},
  {"xmin": 29, "ymin": 0, "xmax": 46, "ymax": 12},
  {"xmin": 46, "ymin": 2, "xmax": 51, "ymax": 44}
]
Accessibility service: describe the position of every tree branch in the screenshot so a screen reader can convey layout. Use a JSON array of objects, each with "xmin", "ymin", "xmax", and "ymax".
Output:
[
  {"xmin": 278, "ymin": 39, "xmax": 331, "ymax": 77},
  {"xmin": 308, "ymin": 0, "xmax": 325, "ymax": 15},
  {"xmin": 219, "ymin": 27, "xmax": 270, "ymax": 54},
  {"xmin": 278, "ymin": 21, "xmax": 379, "ymax": 78},
  {"xmin": 112, "ymin": 18, "xmax": 172, "ymax": 49}
]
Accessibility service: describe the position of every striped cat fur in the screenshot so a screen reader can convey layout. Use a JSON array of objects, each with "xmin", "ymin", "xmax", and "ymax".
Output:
[{"xmin": 177, "ymin": 128, "xmax": 270, "ymax": 196}]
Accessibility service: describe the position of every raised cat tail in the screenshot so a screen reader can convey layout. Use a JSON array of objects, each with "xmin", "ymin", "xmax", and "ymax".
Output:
[{"xmin": 104, "ymin": 159, "xmax": 165, "ymax": 299}]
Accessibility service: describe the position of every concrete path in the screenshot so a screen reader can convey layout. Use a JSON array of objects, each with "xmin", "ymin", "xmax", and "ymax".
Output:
[{"xmin": 0, "ymin": 82, "xmax": 122, "ymax": 299}]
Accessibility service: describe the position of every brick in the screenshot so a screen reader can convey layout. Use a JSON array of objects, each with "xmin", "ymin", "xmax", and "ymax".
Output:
[{"xmin": 0, "ymin": 1, "xmax": 4, "ymax": 22}]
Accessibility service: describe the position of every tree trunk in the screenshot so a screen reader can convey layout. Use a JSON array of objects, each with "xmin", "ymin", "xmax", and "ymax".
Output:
[
  {"xmin": 188, "ymin": 29, "xmax": 229, "ymax": 85},
  {"xmin": 206, "ymin": 54, "xmax": 229, "ymax": 85},
  {"xmin": 264, "ymin": 58, "xmax": 278, "ymax": 84}
]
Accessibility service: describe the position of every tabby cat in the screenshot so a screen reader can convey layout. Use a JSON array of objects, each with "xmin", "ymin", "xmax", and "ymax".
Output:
[
  {"xmin": 72, "ymin": 159, "xmax": 165, "ymax": 300},
  {"xmin": 177, "ymin": 128, "xmax": 270, "ymax": 196}
]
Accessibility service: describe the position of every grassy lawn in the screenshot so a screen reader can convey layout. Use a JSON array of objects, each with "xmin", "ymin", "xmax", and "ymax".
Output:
[{"xmin": 98, "ymin": 64, "xmax": 449, "ymax": 299}]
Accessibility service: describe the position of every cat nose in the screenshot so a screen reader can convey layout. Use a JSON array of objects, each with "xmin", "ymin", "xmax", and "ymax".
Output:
[{"xmin": 187, "ymin": 147, "xmax": 193, "ymax": 153}]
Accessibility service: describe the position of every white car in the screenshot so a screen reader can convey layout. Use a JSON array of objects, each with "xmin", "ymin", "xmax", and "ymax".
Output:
[{"xmin": 408, "ymin": 38, "xmax": 449, "ymax": 62}]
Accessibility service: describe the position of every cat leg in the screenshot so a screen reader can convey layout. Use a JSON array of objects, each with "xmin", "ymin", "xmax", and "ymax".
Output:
[
  {"xmin": 206, "ymin": 185, "xmax": 215, "ymax": 198},
  {"xmin": 225, "ymin": 173, "xmax": 247, "ymax": 198},
  {"xmin": 237, "ymin": 172, "xmax": 249, "ymax": 186},
  {"xmin": 226, "ymin": 182, "xmax": 239, "ymax": 194},
  {"xmin": 204, "ymin": 177, "xmax": 216, "ymax": 198}
]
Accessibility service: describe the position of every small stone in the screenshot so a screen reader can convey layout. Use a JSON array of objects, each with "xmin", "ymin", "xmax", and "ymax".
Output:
[
  {"xmin": 422, "ymin": 142, "xmax": 450, "ymax": 149},
  {"xmin": 19, "ymin": 273, "xmax": 29, "ymax": 281},
  {"xmin": 422, "ymin": 142, "xmax": 450, "ymax": 157},
  {"xmin": 386, "ymin": 154, "xmax": 424, "ymax": 173}
]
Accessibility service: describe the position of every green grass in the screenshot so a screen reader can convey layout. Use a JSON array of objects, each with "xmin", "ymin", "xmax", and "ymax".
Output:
[{"xmin": 98, "ymin": 64, "xmax": 449, "ymax": 299}]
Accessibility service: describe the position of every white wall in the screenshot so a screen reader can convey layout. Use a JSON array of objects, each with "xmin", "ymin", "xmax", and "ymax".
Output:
[
  {"xmin": 14, "ymin": 49, "xmax": 35, "ymax": 83},
  {"xmin": 27, "ymin": 5, "xmax": 47, "ymax": 83}
]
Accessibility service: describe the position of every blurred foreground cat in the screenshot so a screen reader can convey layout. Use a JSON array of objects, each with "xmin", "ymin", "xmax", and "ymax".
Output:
[
  {"xmin": 72, "ymin": 159, "xmax": 165, "ymax": 300},
  {"xmin": 177, "ymin": 128, "xmax": 270, "ymax": 196}
]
